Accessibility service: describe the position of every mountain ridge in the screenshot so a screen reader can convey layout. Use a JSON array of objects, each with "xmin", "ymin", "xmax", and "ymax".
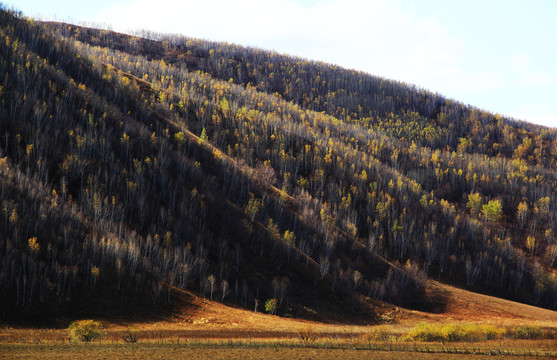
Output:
[{"xmin": 1, "ymin": 5, "xmax": 556, "ymax": 324}]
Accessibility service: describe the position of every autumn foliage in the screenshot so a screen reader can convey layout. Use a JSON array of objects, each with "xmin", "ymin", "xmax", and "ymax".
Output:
[{"xmin": 0, "ymin": 5, "xmax": 556, "ymax": 322}]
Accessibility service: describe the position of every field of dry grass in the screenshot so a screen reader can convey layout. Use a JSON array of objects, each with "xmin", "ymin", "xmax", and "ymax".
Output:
[
  {"xmin": 1, "ymin": 343, "xmax": 553, "ymax": 360},
  {"xmin": 2, "ymin": 282, "xmax": 557, "ymax": 359}
]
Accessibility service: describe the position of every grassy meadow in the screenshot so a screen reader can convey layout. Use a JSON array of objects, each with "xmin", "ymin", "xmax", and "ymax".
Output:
[
  {"xmin": 2, "ymin": 283, "xmax": 557, "ymax": 359},
  {"xmin": 1, "ymin": 336, "xmax": 557, "ymax": 359},
  {"xmin": 2, "ymin": 321, "xmax": 556, "ymax": 359}
]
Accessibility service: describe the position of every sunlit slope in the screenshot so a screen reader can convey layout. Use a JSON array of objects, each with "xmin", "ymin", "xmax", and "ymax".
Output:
[{"xmin": 0, "ymin": 5, "xmax": 556, "ymax": 323}]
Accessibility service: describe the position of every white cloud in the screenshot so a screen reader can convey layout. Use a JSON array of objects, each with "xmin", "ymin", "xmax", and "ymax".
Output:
[
  {"xmin": 542, "ymin": 33, "xmax": 556, "ymax": 52},
  {"xmin": 510, "ymin": 53, "xmax": 531, "ymax": 71},
  {"xmin": 509, "ymin": 53, "xmax": 556, "ymax": 92},
  {"xmin": 518, "ymin": 72, "xmax": 557, "ymax": 87}
]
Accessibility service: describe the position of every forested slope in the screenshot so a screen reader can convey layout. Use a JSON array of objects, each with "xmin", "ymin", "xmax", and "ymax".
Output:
[{"xmin": 1, "ymin": 6, "xmax": 556, "ymax": 321}]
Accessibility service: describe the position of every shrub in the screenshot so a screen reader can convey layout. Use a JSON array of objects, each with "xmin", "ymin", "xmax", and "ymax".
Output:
[
  {"xmin": 363, "ymin": 325, "xmax": 392, "ymax": 343},
  {"xmin": 481, "ymin": 325, "xmax": 505, "ymax": 340},
  {"xmin": 405, "ymin": 322, "xmax": 505, "ymax": 343},
  {"xmin": 542, "ymin": 328, "xmax": 557, "ymax": 340},
  {"xmin": 68, "ymin": 320, "xmax": 105, "ymax": 342},
  {"xmin": 121, "ymin": 327, "xmax": 139, "ymax": 343},
  {"xmin": 405, "ymin": 322, "xmax": 444, "ymax": 342},
  {"xmin": 440, "ymin": 323, "xmax": 464, "ymax": 342},
  {"xmin": 511, "ymin": 326, "xmax": 542, "ymax": 339},
  {"xmin": 297, "ymin": 326, "xmax": 317, "ymax": 344}
]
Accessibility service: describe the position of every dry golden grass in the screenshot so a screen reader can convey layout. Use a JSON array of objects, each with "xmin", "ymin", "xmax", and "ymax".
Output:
[
  {"xmin": 1, "ymin": 282, "xmax": 557, "ymax": 359},
  {"xmin": 0, "ymin": 342, "xmax": 554, "ymax": 360},
  {"xmin": 429, "ymin": 281, "xmax": 557, "ymax": 327}
]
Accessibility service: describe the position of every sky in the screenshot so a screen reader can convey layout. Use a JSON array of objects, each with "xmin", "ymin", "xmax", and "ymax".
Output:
[{"xmin": 6, "ymin": 0, "xmax": 557, "ymax": 128}]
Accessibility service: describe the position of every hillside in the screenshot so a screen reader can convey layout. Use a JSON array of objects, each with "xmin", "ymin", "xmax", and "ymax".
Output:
[
  {"xmin": 2, "ymin": 281, "xmax": 557, "ymax": 342},
  {"xmin": 0, "ymin": 5, "xmax": 556, "ymax": 323}
]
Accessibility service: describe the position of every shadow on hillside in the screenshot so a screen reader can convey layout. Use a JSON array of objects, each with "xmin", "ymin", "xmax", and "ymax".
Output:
[
  {"xmin": 1, "ymin": 282, "xmax": 452, "ymax": 329},
  {"xmin": 419, "ymin": 283, "xmax": 450, "ymax": 314},
  {"xmin": 0, "ymin": 288, "xmax": 200, "ymax": 329}
]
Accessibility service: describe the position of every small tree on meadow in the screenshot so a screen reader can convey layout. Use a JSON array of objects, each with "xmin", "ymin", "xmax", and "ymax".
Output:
[{"xmin": 265, "ymin": 298, "xmax": 277, "ymax": 315}]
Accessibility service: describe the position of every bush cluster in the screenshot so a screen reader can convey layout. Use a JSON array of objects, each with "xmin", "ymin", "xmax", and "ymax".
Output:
[
  {"xmin": 509, "ymin": 326, "xmax": 542, "ymax": 340},
  {"xmin": 405, "ymin": 322, "xmax": 506, "ymax": 342},
  {"xmin": 121, "ymin": 327, "xmax": 139, "ymax": 343},
  {"xmin": 68, "ymin": 320, "xmax": 105, "ymax": 342},
  {"xmin": 403, "ymin": 322, "xmax": 557, "ymax": 343},
  {"xmin": 297, "ymin": 326, "xmax": 317, "ymax": 343},
  {"xmin": 362, "ymin": 325, "xmax": 392, "ymax": 343}
]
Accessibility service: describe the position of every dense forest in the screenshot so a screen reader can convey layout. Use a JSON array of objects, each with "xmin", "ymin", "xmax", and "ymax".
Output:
[{"xmin": 1, "ymin": 5, "xmax": 556, "ymax": 321}]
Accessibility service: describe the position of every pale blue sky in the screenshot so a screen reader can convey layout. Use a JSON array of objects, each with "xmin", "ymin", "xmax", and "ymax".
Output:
[{"xmin": 6, "ymin": 0, "xmax": 557, "ymax": 128}]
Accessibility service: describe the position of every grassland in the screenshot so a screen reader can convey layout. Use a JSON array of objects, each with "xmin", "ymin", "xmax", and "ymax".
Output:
[
  {"xmin": 2, "ymin": 283, "xmax": 557, "ymax": 359},
  {"xmin": 1, "ymin": 343, "xmax": 555, "ymax": 360}
]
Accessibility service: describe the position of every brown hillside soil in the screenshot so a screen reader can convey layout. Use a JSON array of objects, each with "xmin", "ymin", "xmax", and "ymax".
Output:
[
  {"xmin": 367, "ymin": 281, "xmax": 557, "ymax": 334},
  {"xmin": 429, "ymin": 281, "xmax": 557, "ymax": 327}
]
